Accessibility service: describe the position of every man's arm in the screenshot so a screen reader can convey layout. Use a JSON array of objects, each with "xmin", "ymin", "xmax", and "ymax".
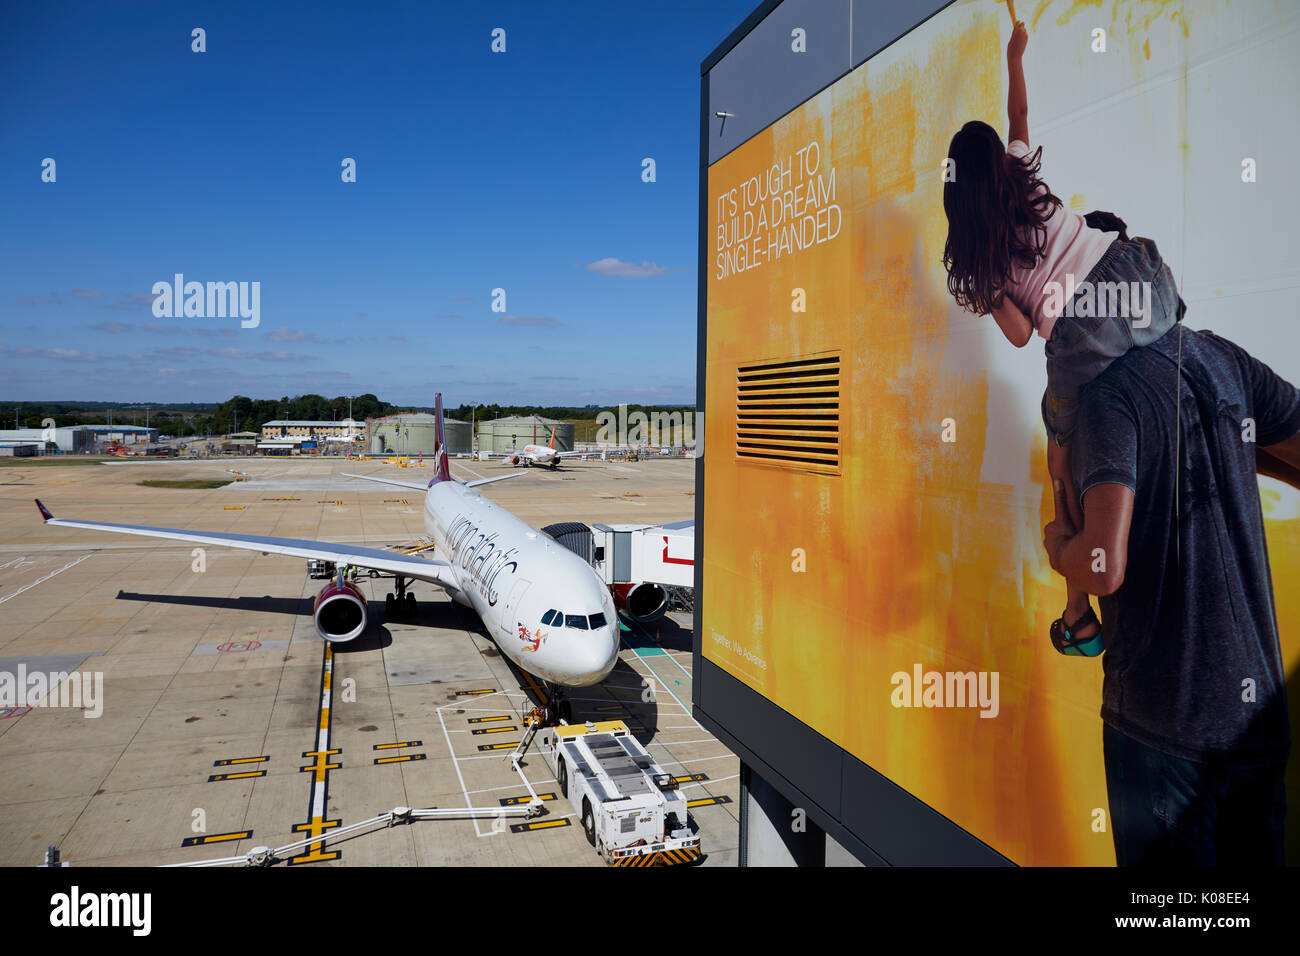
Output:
[
  {"xmin": 1044, "ymin": 481, "xmax": 1134, "ymax": 596},
  {"xmin": 1258, "ymin": 432, "xmax": 1300, "ymax": 488}
]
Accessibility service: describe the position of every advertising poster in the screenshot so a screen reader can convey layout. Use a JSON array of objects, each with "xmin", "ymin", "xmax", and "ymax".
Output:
[{"xmin": 704, "ymin": 0, "xmax": 1300, "ymax": 864}]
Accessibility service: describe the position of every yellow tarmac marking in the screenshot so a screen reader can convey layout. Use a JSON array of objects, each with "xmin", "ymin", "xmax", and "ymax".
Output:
[
  {"xmin": 467, "ymin": 715, "xmax": 511, "ymax": 724},
  {"xmin": 455, "ymin": 688, "xmax": 495, "ymax": 697},
  {"xmin": 686, "ymin": 795, "xmax": 732, "ymax": 808},
  {"xmin": 207, "ymin": 770, "xmax": 266, "ymax": 782},
  {"xmin": 223, "ymin": 505, "xmax": 246, "ymax": 510},
  {"xmin": 181, "ymin": 830, "xmax": 252, "ymax": 847},
  {"xmin": 476, "ymin": 741, "xmax": 520, "ymax": 751},
  {"xmin": 471, "ymin": 726, "xmax": 517, "ymax": 735},
  {"xmin": 374, "ymin": 753, "xmax": 426, "ymax": 765},
  {"xmin": 289, "ymin": 644, "xmax": 342, "ymax": 864},
  {"xmin": 373, "ymin": 740, "xmax": 423, "ymax": 750},
  {"xmin": 499, "ymin": 792, "xmax": 557, "ymax": 806},
  {"xmin": 672, "ymin": 773, "xmax": 708, "ymax": 783},
  {"xmin": 509, "ymin": 818, "xmax": 572, "ymax": 833},
  {"xmin": 213, "ymin": 756, "xmax": 269, "ymax": 766}
]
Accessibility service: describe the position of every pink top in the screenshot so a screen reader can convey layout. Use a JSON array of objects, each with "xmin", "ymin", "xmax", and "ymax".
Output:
[{"xmin": 1000, "ymin": 139, "xmax": 1119, "ymax": 340}]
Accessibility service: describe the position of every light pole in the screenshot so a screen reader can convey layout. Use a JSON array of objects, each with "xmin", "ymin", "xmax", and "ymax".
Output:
[{"xmin": 469, "ymin": 402, "xmax": 483, "ymax": 457}]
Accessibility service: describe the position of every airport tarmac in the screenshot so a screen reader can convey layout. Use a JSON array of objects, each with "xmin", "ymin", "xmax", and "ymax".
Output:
[{"xmin": 0, "ymin": 454, "xmax": 737, "ymax": 866}]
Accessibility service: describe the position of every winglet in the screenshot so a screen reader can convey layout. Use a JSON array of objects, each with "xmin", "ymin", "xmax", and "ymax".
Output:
[{"xmin": 35, "ymin": 499, "xmax": 53, "ymax": 522}]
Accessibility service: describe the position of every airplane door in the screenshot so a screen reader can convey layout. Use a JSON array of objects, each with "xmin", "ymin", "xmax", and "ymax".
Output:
[{"xmin": 501, "ymin": 578, "xmax": 532, "ymax": 637}]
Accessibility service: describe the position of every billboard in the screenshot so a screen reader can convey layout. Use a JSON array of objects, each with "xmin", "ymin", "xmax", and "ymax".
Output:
[{"xmin": 702, "ymin": 0, "xmax": 1300, "ymax": 865}]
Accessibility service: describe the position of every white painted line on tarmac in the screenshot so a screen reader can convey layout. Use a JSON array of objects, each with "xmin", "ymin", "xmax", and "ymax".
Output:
[
  {"xmin": 0, "ymin": 553, "xmax": 93, "ymax": 605},
  {"xmin": 438, "ymin": 699, "xmax": 487, "ymax": 838},
  {"xmin": 619, "ymin": 634, "xmax": 705, "ymax": 732}
]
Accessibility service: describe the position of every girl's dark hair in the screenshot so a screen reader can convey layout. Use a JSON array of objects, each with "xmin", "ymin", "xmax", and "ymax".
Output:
[{"xmin": 942, "ymin": 120, "xmax": 1062, "ymax": 315}]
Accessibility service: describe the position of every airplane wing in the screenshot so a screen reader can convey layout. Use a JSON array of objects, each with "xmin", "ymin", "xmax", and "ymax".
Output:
[
  {"xmin": 344, "ymin": 469, "xmax": 524, "ymax": 490},
  {"xmin": 340, "ymin": 472, "xmax": 429, "ymax": 491},
  {"xmin": 34, "ymin": 499, "xmax": 460, "ymax": 589},
  {"xmin": 464, "ymin": 472, "xmax": 527, "ymax": 488}
]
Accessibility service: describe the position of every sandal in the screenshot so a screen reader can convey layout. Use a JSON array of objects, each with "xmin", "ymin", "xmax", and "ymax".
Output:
[{"xmin": 1050, "ymin": 606, "xmax": 1105, "ymax": 657}]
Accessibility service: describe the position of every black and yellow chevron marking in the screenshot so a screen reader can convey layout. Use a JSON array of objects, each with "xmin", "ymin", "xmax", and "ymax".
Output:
[
  {"xmin": 181, "ymin": 830, "xmax": 253, "ymax": 847},
  {"xmin": 498, "ymin": 792, "xmax": 557, "ymax": 806},
  {"xmin": 471, "ymin": 725, "xmax": 517, "ymax": 735},
  {"xmin": 455, "ymin": 688, "xmax": 495, "ymax": 697},
  {"xmin": 477, "ymin": 741, "xmax": 520, "ymax": 751},
  {"xmin": 213, "ymin": 755, "xmax": 269, "ymax": 767},
  {"xmin": 207, "ymin": 769, "xmax": 267, "ymax": 782},
  {"xmin": 672, "ymin": 773, "xmax": 708, "ymax": 784},
  {"xmin": 509, "ymin": 818, "xmax": 572, "ymax": 834},
  {"xmin": 686, "ymin": 795, "xmax": 732, "ymax": 808},
  {"xmin": 611, "ymin": 846, "xmax": 701, "ymax": 867},
  {"xmin": 373, "ymin": 740, "xmax": 423, "ymax": 750},
  {"xmin": 467, "ymin": 715, "xmax": 512, "ymax": 724}
]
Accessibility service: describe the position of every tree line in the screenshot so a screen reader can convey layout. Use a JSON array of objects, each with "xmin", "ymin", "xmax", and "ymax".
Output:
[{"xmin": 3, "ymin": 396, "xmax": 695, "ymax": 436}]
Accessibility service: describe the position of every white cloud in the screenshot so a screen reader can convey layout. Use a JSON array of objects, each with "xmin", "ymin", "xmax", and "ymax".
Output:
[{"xmin": 586, "ymin": 257, "xmax": 670, "ymax": 279}]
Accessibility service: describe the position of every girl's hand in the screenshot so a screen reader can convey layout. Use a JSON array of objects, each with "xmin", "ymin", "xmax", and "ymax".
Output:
[{"xmin": 1007, "ymin": 20, "xmax": 1028, "ymax": 61}]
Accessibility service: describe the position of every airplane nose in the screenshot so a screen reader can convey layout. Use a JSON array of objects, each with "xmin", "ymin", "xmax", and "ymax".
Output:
[{"xmin": 566, "ymin": 628, "xmax": 619, "ymax": 686}]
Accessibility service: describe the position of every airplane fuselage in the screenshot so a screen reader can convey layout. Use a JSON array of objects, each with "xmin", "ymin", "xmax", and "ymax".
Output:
[
  {"xmin": 510, "ymin": 444, "xmax": 560, "ymax": 467},
  {"xmin": 422, "ymin": 480, "xmax": 619, "ymax": 687}
]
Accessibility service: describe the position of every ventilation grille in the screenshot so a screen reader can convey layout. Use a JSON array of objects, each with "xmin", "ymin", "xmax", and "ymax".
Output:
[{"xmin": 736, "ymin": 354, "xmax": 840, "ymax": 471}]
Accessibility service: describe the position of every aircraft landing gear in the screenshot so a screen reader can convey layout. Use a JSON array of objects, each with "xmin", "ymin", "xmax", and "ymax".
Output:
[
  {"xmin": 528, "ymin": 686, "xmax": 573, "ymax": 726},
  {"xmin": 545, "ymin": 684, "xmax": 573, "ymax": 725},
  {"xmin": 385, "ymin": 577, "xmax": 416, "ymax": 618}
]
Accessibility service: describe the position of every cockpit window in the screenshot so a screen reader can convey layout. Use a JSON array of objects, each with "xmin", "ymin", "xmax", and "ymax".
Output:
[
  {"xmin": 564, "ymin": 613, "xmax": 589, "ymax": 630},
  {"xmin": 542, "ymin": 609, "xmax": 559, "ymax": 626},
  {"xmin": 588, "ymin": 612, "xmax": 607, "ymax": 629}
]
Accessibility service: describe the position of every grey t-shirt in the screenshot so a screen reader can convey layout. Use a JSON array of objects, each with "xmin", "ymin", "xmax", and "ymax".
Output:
[{"xmin": 1071, "ymin": 326, "xmax": 1300, "ymax": 764}]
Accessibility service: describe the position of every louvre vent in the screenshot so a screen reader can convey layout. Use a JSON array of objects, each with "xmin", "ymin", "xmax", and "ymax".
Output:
[{"xmin": 735, "ymin": 354, "xmax": 840, "ymax": 471}]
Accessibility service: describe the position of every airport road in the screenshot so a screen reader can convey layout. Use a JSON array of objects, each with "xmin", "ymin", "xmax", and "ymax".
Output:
[{"xmin": 0, "ymin": 454, "xmax": 738, "ymax": 867}]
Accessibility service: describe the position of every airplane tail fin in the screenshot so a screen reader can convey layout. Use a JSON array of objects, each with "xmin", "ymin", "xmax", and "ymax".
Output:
[
  {"xmin": 431, "ymin": 393, "xmax": 452, "ymax": 485},
  {"xmin": 548, "ymin": 426, "xmax": 556, "ymax": 450}
]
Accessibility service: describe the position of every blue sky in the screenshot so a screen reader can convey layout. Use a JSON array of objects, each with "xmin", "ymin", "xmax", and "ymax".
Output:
[{"xmin": 0, "ymin": 0, "xmax": 757, "ymax": 408}]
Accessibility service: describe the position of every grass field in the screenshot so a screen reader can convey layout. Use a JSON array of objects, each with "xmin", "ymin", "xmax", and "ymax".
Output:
[
  {"xmin": 137, "ymin": 479, "xmax": 233, "ymax": 489},
  {"xmin": 0, "ymin": 457, "xmax": 110, "ymax": 467}
]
